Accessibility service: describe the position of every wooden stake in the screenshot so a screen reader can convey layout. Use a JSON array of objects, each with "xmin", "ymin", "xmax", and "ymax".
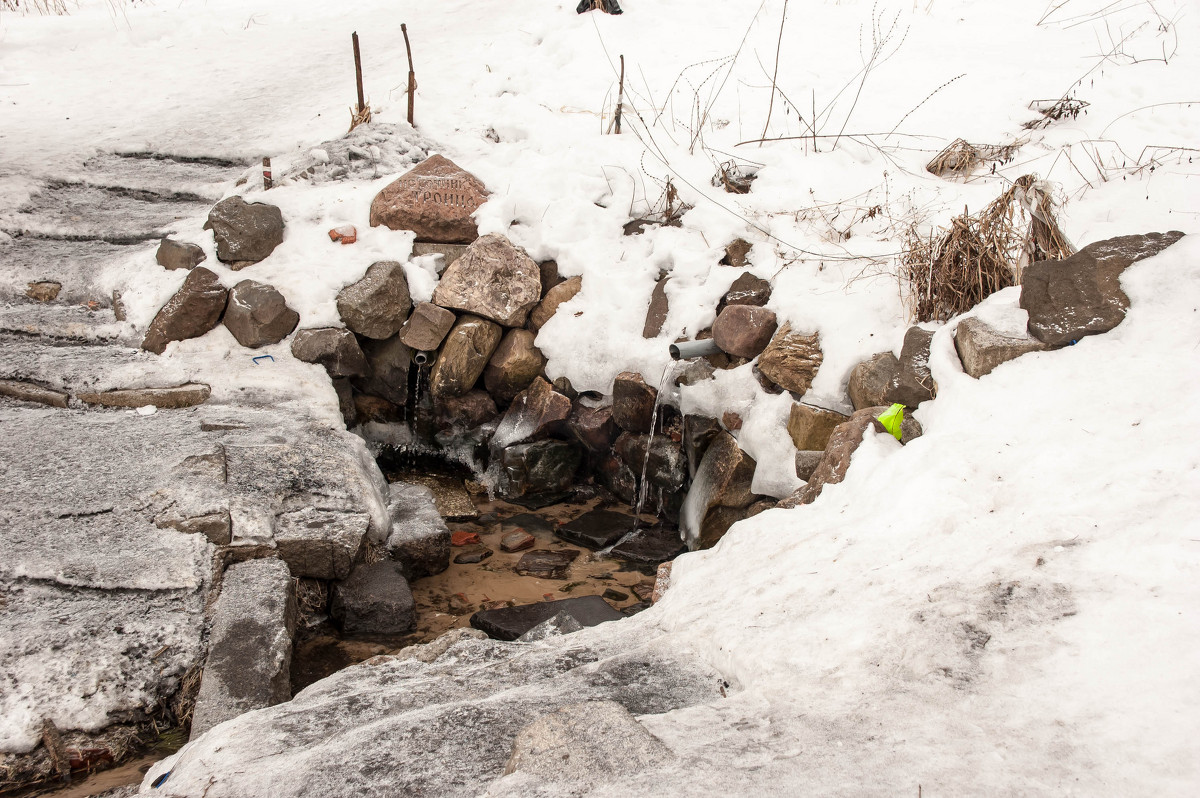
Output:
[
  {"xmin": 352, "ymin": 32, "xmax": 365, "ymax": 115},
  {"xmin": 402, "ymin": 23, "xmax": 416, "ymax": 126},
  {"xmin": 262, "ymin": 157, "xmax": 272, "ymax": 190},
  {"xmin": 615, "ymin": 55, "xmax": 625, "ymax": 134}
]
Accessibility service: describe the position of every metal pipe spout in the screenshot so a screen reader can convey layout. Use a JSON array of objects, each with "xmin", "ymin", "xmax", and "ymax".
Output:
[{"xmin": 669, "ymin": 339, "xmax": 722, "ymax": 360}]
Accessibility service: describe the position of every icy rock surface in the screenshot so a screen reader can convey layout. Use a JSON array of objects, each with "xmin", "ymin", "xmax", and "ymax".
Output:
[{"xmin": 280, "ymin": 123, "xmax": 436, "ymax": 185}]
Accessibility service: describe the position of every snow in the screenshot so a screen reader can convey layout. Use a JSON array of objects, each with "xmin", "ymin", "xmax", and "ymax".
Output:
[{"xmin": 2, "ymin": 0, "xmax": 1199, "ymax": 792}]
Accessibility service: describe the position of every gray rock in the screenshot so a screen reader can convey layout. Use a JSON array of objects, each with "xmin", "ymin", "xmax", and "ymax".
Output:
[
  {"xmin": 680, "ymin": 430, "xmax": 757, "ymax": 550},
  {"xmin": 76, "ymin": 384, "xmax": 211, "ymax": 409},
  {"xmin": 204, "ymin": 196, "xmax": 285, "ymax": 266},
  {"xmin": 385, "ymin": 482, "xmax": 451, "ymax": 579},
  {"xmin": 484, "ymin": 329, "xmax": 545, "ymax": 403},
  {"xmin": 353, "ymin": 336, "xmax": 413, "ymax": 406},
  {"xmin": 612, "ymin": 371, "xmax": 657, "ymax": 434},
  {"xmin": 516, "ymin": 612, "xmax": 584, "ymax": 642},
  {"xmin": 398, "ymin": 301, "xmax": 456, "ymax": 352},
  {"xmin": 787, "ymin": 403, "xmax": 849, "ymax": 451},
  {"xmin": 471, "ymin": 596, "xmax": 622, "ymax": 641},
  {"xmin": 848, "ymin": 352, "xmax": 900, "ymax": 411},
  {"xmin": 330, "ymin": 561, "xmax": 415, "ymax": 636},
  {"xmin": 514, "ymin": 549, "xmax": 580, "ymax": 579},
  {"xmin": 610, "ymin": 525, "xmax": 686, "ymax": 566},
  {"xmin": 642, "ymin": 277, "xmax": 670, "ymax": 338},
  {"xmin": 274, "ymin": 509, "xmax": 369, "ymax": 580},
  {"xmin": 222, "ymin": 280, "xmax": 299, "ymax": 348},
  {"xmin": 1020, "ymin": 231, "xmax": 1184, "ymax": 347},
  {"xmin": 0, "ymin": 378, "xmax": 68, "ymax": 408},
  {"xmin": 614, "ymin": 432, "xmax": 686, "ymax": 493},
  {"xmin": 884, "ymin": 327, "xmax": 936, "ymax": 408},
  {"xmin": 432, "ymin": 234, "xmax": 542, "ymax": 327},
  {"xmin": 369, "ymin": 154, "xmax": 488, "ymax": 243},
  {"xmin": 428, "ymin": 314, "xmax": 502, "ymax": 399},
  {"xmin": 141, "ymin": 267, "xmax": 227, "ymax": 354},
  {"xmin": 530, "ymin": 275, "xmax": 582, "ymax": 331},
  {"xmin": 493, "ymin": 376, "xmax": 571, "ymax": 449},
  {"xmin": 156, "ymin": 238, "xmax": 206, "ymax": 271},
  {"xmin": 757, "ymin": 323, "xmax": 823, "ymax": 394},
  {"xmin": 794, "ymin": 450, "xmax": 823, "ymax": 481},
  {"xmin": 498, "ymin": 439, "xmax": 582, "ymax": 501},
  {"xmin": 712, "ymin": 304, "xmax": 777, "ymax": 358},
  {"xmin": 556, "ymin": 509, "xmax": 635, "ymax": 550},
  {"xmin": 291, "ymin": 328, "xmax": 369, "ymax": 378},
  {"xmin": 954, "ymin": 316, "xmax": 1050, "ymax": 378},
  {"xmin": 190, "ymin": 558, "xmax": 297, "ymax": 738},
  {"xmin": 336, "ymin": 261, "xmax": 413, "ymax": 340},
  {"xmin": 683, "ymin": 414, "xmax": 721, "ymax": 479}
]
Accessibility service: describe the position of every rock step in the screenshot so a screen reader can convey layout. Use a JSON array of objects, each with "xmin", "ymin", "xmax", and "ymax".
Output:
[{"xmin": 3, "ymin": 180, "xmax": 210, "ymax": 242}]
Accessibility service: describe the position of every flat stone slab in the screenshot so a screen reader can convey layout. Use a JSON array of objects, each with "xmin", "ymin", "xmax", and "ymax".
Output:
[
  {"xmin": 77, "ymin": 383, "xmax": 211, "ymax": 409},
  {"xmin": 514, "ymin": 549, "xmax": 580, "ymax": 580},
  {"xmin": 556, "ymin": 509, "xmax": 636, "ymax": 550},
  {"xmin": 0, "ymin": 378, "xmax": 69, "ymax": 408},
  {"xmin": 610, "ymin": 525, "xmax": 686, "ymax": 566},
  {"xmin": 501, "ymin": 513, "xmax": 556, "ymax": 537},
  {"xmin": 470, "ymin": 595, "xmax": 624, "ymax": 641}
]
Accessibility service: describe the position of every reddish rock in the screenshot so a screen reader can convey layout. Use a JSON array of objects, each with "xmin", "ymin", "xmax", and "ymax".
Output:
[
  {"xmin": 722, "ymin": 238, "xmax": 752, "ymax": 268},
  {"xmin": 328, "ymin": 225, "xmax": 357, "ymax": 244},
  {"xmin": 142, "ymin": 267, "xmax": 227, "ymax": 354},
  {"xmin": 398, "ymin": 302, "xmax": 456, "ymax": 352},
  {"xmin": 721, "ymin": 411, "xmax": 743, "ymax": 431},
  {"xmin": 432, "ymin": 234, "xmax": 542, "ymax": 327},
  {"xmin": 369, "ymin": 154, "xmax": 488, "ymax": 243},
  {"xmin": 493, "ymin": 377, "xmax": 572, "ymax": 448},
  {"xmin": 712, "ymin": 305, "xmax": 777, "ymax": 358},
  {"xmin": 568, "ymin": 403, "xmax": 616, "ymax": 452},
  {"xmin": 451, "ymin": 530, "xmax": 482, "ymax": 547},
  {"xmin": 434, "ymin": 389, "xmax": 499, "ymax": 431},
  {"xmin": 718, "ymin": 272, "xmax": 771, "ymax": 310},
  {"xmin": 612, "ymin": 371, "xmax": 657, "ymax": 433},
  {"xmin": 756, "ymin": 323, "xmax": 823, "ymax": 394},
  {"xmin": 529, "ymin": 276, "xmax": 582, "ymax": 330},
  {"xmin": 500, "ymin": 530, "xmax": 537, "ymax": 553}
]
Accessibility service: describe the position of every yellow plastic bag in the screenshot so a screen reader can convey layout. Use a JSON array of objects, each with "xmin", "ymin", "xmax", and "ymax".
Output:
[{"xmin": 877, "ymin": 403, "xmax": 905, "ymax": 441}]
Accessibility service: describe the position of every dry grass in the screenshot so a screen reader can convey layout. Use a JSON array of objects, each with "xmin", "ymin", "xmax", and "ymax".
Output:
[
  {"xmin": 348, "ymin": 102, "xmax": 373, "ymax": 133},
  {"xmin": 926, "ymin": 137, "xmax": 1023, "ymax": 178},
  {"xmin": 1023, "ymin": 97, "xmax": 1089, "ymax": 129},
  {"xmin": 902, "ymin": 175, "xmax": 1073, "ymax": 322}
]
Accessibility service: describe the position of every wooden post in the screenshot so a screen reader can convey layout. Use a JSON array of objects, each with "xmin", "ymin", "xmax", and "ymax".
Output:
[
  {"xmin": 615, "ymin": 54, "xmax": 624, "ymax": 134},
  {"xmin": 262, "ymin": 157, "xmax": 272, "ymax": 190},
  {"xmin": 402, "ymin": 23, "xmax": 416, "ymax": 126},
  {"xmin": 352, "ymin": 32, "xmax": 365, "ymax": 115}
]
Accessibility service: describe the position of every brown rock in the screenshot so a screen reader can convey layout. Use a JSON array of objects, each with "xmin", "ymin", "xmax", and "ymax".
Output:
[
  {"xmin": 353, "ymin": 393, "xmax": 404, "ymax": 423},
  {"xmin": 784, "ymin": 408, "xmax": 879, "ymax": 507},
  {"xmin": 332, "ymin": 378, "xmax": 357, "ymax": 427},
  {"xmin": 683, "ymin": 414, "xmax": 721, "ymax": 478},
  {"xmin": 515, "ymin": 549, "xmax": 580, "ymax": 580},
  {"xmin": 398, "ymin": 302, "xmax": 456, "ymax": 352},
  {"xmin": 848, "ymin": 352, "xmax": 900, "ymax": 411},
  {"xmin": 434, "ymin": 389, "xmax": 499, "ymax": 431},
  {"xmin": 493, "ymin": 377, "xmax": 572, "ymax": 447},
  {"xmin": 223, "ymin": 280, "xmax": 299, "ymax": 348},
  {"xmin": 718, "ymin": 272, "xmax": 771, "ymax": 310},
  {"xmin": 786, "ymin": 403, "xmax": 849, "ymax": 451},
  {"xmin": 883, "ymin": 327, "xmax": 936, "ymax": 408},
  {"xmin": 26, "ymin": 281, "xmax": 61, "ymax": 302},
  {"xmin": 432, "ymin": 234, "xmax": 542, "ymax": 327},
  {"xmin": 484, "ymin": 329, "xmax": 545, "ymax": 403},
  {"xmin": 428, "ymin": 314, "xmax": 502, "ymax": 399},
  {"xmin": 614, "ymin": 432, "xmax": 686, "ymax": 492},
  {"xmin": 156, "ymin": 238, "xmax": 206, "ymax": 271},
  {"xmin": 291, "ymin": 327, "xmax": 369, "ymax": 378},
  {"xmin": 596, "ymin": 454, "xmax": 638, "ymax": 504},
  {"xmin": 642, "ymin": 277, "xmax": 670, "ymax": 338},
  {"xmin": 722, "ymin": 238, "xmax": 752, "ymax": 268},
  {"xmin": 954, "ymin": 316, "xmax": 1050, "ymax": 378},
  {"xmin": 336, "ymin": 261, "xmax": 413, "ymax": 340},
  {"xmin": 77, "ymin": 384, "xmax": 211, "ymax": 409},
  {"xmin": 529, "ymin": 276, "xmax": 582, "ymax": 330},
  {"xmin": 0, "ymin": 379, "xmax": 68, "ymax": 408},
  {"xmin": 1020, "ymin": 231, "xmax": 1184, "ymax": 347},
  {"xmin": 567, "ymin": 402, "xmax": 616, "ymax": 452},
  {"xmin": 369, "ymin": 155, "xmax": 489, "ymax": 243},
  {"xmin": 757, "ymin": 323, "xmax": 823, "ymax": 394},
  {"xmin": 142, "ymin": 267, "xmax": 227, "ymax": 354},
  {"xmin": 412, "ymin": 242, "xmax": 470, "ymax": 272},
  {"xmin": 538, "ymin": 260, "xmax": 565, "ymax": 297},
  {"xmin": 204, "ymin": 196, "xmax": 285, "ymax": 266},
  {"xmin": 612, "ymin": 371, "xmax": 657, "ymax": 433},
  {"xmin": 500, "ymin": 530, "xmax": 537, "ymax": 553},
  {"xmin": 681, "ymin": 430, "xmax": 758, "ymax": 549},
  {"xmin": 712, "ymin": 305, "xmax": 777, "ymax": 358},
  {"xmin": 721, "ymin": 411, "xmax": 742, "ymax": 431}
]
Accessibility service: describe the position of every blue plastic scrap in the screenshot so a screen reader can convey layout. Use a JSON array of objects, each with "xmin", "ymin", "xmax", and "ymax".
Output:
[
  {"xmin": 151, "ymin": 771, "xmax": 171, "ymax": 788},
  {"xmin": 252, "ymin": 355, "xmax": 275, "ymax": 365}
]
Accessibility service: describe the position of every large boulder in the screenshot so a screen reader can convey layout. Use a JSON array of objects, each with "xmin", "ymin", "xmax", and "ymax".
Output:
[
  {"xmin": 680, "ymin": 431, "xmax": 757, "ymax": 550},
  {"xmin": 756, "ymin": 323, "xmax": 823, "ymax": 395},
  {"xmin": 954, "ymin": 316, "xmax": 1049, "ymax": 378},
  {"xmin": 141, "ymin": 266, "xmax": 227, "ymax": 354},
  {"xmin": 612, "ymin": 372, "xmax": 657, "ymax": 434},
  {"xmin": 156, "ymin": 238, "xmax": 206, "ymax": 271},
  {"xmin": 428, "ymin": 314, "xmax": 502, "ymax": 399},
  {"xmin": 530, "ymin": 275, "xmax": 582, "ymax": 330},
  {"xmin": 431, "ymin": 234, "xmax": 542, "ymax": 327},
  {"xmin": 369, "ymin": 154, "xmax": 488, "ymax": 243},
  {"xmin": 883, "ymin": 327, "xmax": 936, "ymax": 408},
  {"xmin": 398, "ymin": 301, "xmax": 456, "ymax": 352},
  {"xmin": 848, "ymin": 352, "xmax": 900, "ymax": 411},
  {"xmin": 354, "ymin": 336, "xmax": 412, "ymax": 406},
  {"xmin": 330, "ymin": 561, "xmax": 415, "ymax": 636},
  {"xmin": 497, "ymin": 439, "xmax": 583, "ymax": 501},
  {"xmin": 1020, "ymin": 231, "xmax": 1183, "ymax": 347},
  {"xmin": 336, "ymin": 261, "xmax": 413, "ymax": 340},
  {"xmin": 712, "ymin": 305, "xmax": 777, "ymax": 358},
  {"xmin": 786, "ymin": 403, "xmax": 849, "ymax": 451},
  {"xmin": 291, "ymin": 328, "xmax": 369, "ymax": 378},
  {"xmin": 385, "ymin": 482, "xmax": 451, "ymax": 579},
  {"xmin": 204, "ymin": 196, "xmax": 285, "ymax": 266},
  {"xmin": 493, "ymin": 377, "xmax": 572, "ymax": 448},
  {"xmin": 223, "ymin": 280, "xmax": 299, "ymax": 348},
  {"xmin": 484, "ymin": 329, "xmax": 545, "ymax": 403}
]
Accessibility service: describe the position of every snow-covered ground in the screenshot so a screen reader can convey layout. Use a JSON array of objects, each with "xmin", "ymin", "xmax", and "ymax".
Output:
[{"xmin": 2, "ymin": 0, "xmax": 1198, "ymax": 793}]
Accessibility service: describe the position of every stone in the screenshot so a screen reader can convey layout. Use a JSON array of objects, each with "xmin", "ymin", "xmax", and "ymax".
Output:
[
  {"xmin": 156, "ymin": 238, "xmax": 206, "ymax": 271},
  {"xmin": 428, "ymin": 314, "xmax": 502, "ymax": 399},
  {"xmin": 328, "ymin": 225, "xmax": 357, "ymax": 244},
  {"xmin": 0, "ymin": 379, "xmax": 69, "ymax": 408},
  {"xmin": 556, "ymin": 509, "xmax": 634, "ymax": 550},
  {"xmin": 718, "ymin": 272, "xmax": 771, "ymax": 310},
  {"xmin": 412, "ymin": 242, "xmax": 470, "ymax": 272},
  {"xmin": 204, "ymin": 196, "xmax": 285, "ymax": 266},
  {"xmin": 1020, "ymin": 231, "xmax": 1184, "ymax": 347},
  {"xmin": 493, "ymin": 377, "xmax": 572, "ymax": 448},
  {"xmin": 398, "ymin": 301, "xmax": 456, "ymax": 352},
  {"xmin": 454, "ymin": 547, "xmax": 493, "ymax": 564},
  {"xmin": 503, "ymin": 513, "xmax": 555, "ymax": 538},
  {"xmin": 330, "ymin": 561, "xmax": 416, "ymax": 636},
  {"xmin": 385, "ymin": 483, "xmax": 451, "ymax": 580},
  {"xmin": 954, "ymin": 316, "xmax": 1050, "ymax": 378},
  {"xmin": 76, "ymin": 384, "xmax": 211, "ymax": 409},
  {"xmin": 291, "ymin": 328, "xmax": 369, "ymax": 378},
  {"xmin": 680, "ymin": 431, "xmax": 758, "ymax": 550},
  {"xmin": 567, "ymin": 402, "xmax": 616, "ymax": 453},
  {"xmin": 848, "ymin": 352, "xmax": 900, "ymax": 411},
  {"xmin": 447, "ymin": 593, "xmax": 473, "ymax": 615},
  {"xmin": 501, "ymin": 530, "xmax": 537, "ymax": 553},
  {"xmin": 721, "ymin": 411, "xmax": 742, "ymax": 431},
  {"xmin": 433, "ymin": 389, "xmax": 498, "ymax": 431},
  {"xmin": 538, "ymin": 260, "xmax": 565, "ymax": 297},
  {"xmin": 274, "ymin": 509, "xmax": 369, "ymax": 580},
  {"xmin": 502, "ymin": 700, "xmax": 674, "ymax": 781},
  {"xmin": 614, "ymin": 433, "xmax": 686, "ymax": 493},
  {"xmin": 683, "ymin": 414, "xmax": 721, "ymax": 478},
  {"xmin": 883, "ymin": 327, "xmax": 936, "ymax": 408},
  {"xmin": 642, "ymin": 277, "xmax": 670, "ymax": 338},
  {"xmin": 141, "ymin": 267, "xmax": 227, "ymax": 354},
  {"xmin": 336, "ymin": 261, "xmax": 413, "ymax": 339},
  {"xmin": 756, "ymin": 323, "xmax": 823, "ymax": 394},
  {"xmin": 515, "ymin": 549, "xmax": 581, "ymax": 579},
  {"xmin": 332, "ymin": 378, "xmax": 357, "ymax": 427},
  {"xmin": 498, "ymin": 439, "xmax": 582, "ymax": 501},
  {"xmin": 352, "ymin": 394, "xmax": 403, "ymax": 423},
  {"xmin": 369, "ymin": 154, "xmax": 488, "ymax": 243},
  {"xmin": 610, "ymin": 525, "xmax": 685, "ymax": 566},
  {"xmin": 25, "ymin": 281, "xmax": 61, "ymax": 302},
  {"xmin": 484, "ymin": 329, "xmax": 545, "ymax": 403},
  {"xmin": 431, "ymin": 234, "xmax": 541, "ymax": 327},
  {"xmin": 612, "ymin": 371, "xmax": 657, "ymax": 434},
  {"xmin": 451, "ymin": 530, "xmax": 482, "ymax": 547},
  {"xmin": 596, "ymin": 454, "xmax": 638, "ymax": 504},
  {"xmin": 469, "ymin": 595, "xmax": 623, "ymax": 641},
  {"xmin": 529, "ymin": 275, "xmax": 583, "ymax": 331},
  {"xmin": 712, "ymin": 305, "xmax": 777, "ymax": 358},
  {"xmin": 794, "ymin": 450, "xmax": 823, "ymax": 481},
  {"xmin": 222, "ymin": 280, "xmax": 299, "ymax": 348},
  {"xmin": 787, "ymin": 403, "xmax": 849, "ymax": 451},
  {"xmin": 515, "ymin": 612, "xmax": 583, "ymax": 642},
  {"xmin": 675, "ymin": 357, "xmax": 716, "ymax": 386},
  {"xmin": 722, "ymin": 237, "xmax": 752, "ymax": 268},
  {"xmin": 354, "ymin": 336, "xmax": 412, "ymax": 406},
  {"xmin": 190, "ymin": 558, "xmax": 297, "ymax": 738}
]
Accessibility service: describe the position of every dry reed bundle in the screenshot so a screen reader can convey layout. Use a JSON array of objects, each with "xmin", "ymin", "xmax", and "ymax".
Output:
[{"xmin": 926, "ymin": 138, "xmax": 1022, "ymax": 177}]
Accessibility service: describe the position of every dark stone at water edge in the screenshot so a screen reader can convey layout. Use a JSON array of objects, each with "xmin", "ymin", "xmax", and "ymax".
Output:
[
  {"xmin": 330, "ymin": 561, "xmax": 415, "ymax": 636},
  {"xmin": 454, "ymin": 547, "xmax": 493, "ymax": 564},
  {"xmin": 470, "ymin": 595, "xmax": 623, "ymax": 641},
  {"xmin": 556, "ymin": 509, "xmax": 635, "ymax": 550},
  {"xmin": 611, "ymin": 525, "xmax": 686, "ymax": 566},
  {"xmin": 515, "ymin": 549, "xmax": 580, "ymax": 579}
]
